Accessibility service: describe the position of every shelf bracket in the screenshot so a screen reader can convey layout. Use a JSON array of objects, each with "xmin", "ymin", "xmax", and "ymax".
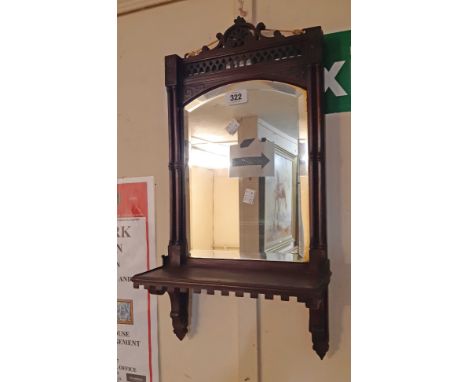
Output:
[
  {"xmin": 308, "ymin": 289, "xmax": 329, "ymax": 359},
  {"xmin": 167, "ymin": 288, "xmax": 189, "ymax": 340}
]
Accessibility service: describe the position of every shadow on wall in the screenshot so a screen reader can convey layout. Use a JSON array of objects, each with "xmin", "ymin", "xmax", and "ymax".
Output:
[
  {"xmin": 188, "ymin": 293, "xmax": 200, "ymax": 337},
  {"xmin": 326, "ymin": 112, "xmax": 351, "ymax": 356}
]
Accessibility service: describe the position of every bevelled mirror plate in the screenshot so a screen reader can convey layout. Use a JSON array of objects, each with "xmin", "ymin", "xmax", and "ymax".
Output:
[{"xmin": 185, "ymin": 80, "xmax": 309, "ymax": 262}]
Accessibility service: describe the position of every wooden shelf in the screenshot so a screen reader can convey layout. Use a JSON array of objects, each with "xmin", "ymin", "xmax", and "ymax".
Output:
[
  {"xmin": 131, "ymin": 257, "xmax": 331, "ymax": 359},
  {"xmin": 132, "ymin": 262, "xmax": 330, "ymax": 304}
]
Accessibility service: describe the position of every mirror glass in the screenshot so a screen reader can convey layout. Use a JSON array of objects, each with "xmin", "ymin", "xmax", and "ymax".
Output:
[{"xmin": 185, "ymin": 80, "xmax": 309, "ymax": 262}]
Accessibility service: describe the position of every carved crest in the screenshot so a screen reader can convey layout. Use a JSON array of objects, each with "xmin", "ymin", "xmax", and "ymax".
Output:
[
  {"xmin": 217, "ymin": 16, "xmax": 267, "ymax": 48},
  {"xmin": 188, "ymin": 17, "xmax": 292, "ymax": 58}
]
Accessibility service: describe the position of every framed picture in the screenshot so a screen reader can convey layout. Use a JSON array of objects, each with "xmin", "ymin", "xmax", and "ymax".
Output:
[
  {"xmin": 260, "ymin": 145, "xmax": 297, "ymax": 258},
  {"xmin": 117, "ymin": 299, "xmax": 134, "ymax": 325}
]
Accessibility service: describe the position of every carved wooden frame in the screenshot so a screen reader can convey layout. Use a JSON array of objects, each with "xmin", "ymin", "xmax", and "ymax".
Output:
[{"xmin": 132, "ymin": 17, "xmax": 331, "ymax": 359}]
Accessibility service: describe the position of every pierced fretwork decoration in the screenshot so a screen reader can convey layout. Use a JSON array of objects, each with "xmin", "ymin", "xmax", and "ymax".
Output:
[{"xmin": 186, "ymin": 44, "xmax": 303, "ymax": 77}]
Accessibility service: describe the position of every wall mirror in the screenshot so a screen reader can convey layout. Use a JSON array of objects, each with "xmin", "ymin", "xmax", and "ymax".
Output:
[
  {"xmin": 186, "ymin": 80, "xmax": 309, "ymax": 262},
  {"xmin": 132, "ymin": 17, "xmax": 331, "ymax": 359}
]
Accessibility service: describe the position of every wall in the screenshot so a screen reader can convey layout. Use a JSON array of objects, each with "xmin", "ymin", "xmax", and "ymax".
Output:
[
  {"xmin": 213, "ymin": 169, "xmax": 239, "ymax": 249},
  {"xmin": 189, "ymin": 166, "xmax": 214, "ymax": 250},
  {"xmin": 118, "ymin": 1, "xmax": 350, "ymax": 381},
  {"xmin": 189, "ymin": 166, "xmax": 240, "ymax": 251}
]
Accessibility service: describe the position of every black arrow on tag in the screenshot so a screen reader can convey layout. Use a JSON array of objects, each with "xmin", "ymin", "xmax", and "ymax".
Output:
[
  {"xmin": 232, "ymin": 153, "xmax": 270, "ymax": 168},
  {"xmin": 240, "ymin": 138, "xmax": 255, "ymax": 148}
]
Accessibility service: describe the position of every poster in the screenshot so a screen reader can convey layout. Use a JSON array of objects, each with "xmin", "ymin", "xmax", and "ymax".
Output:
[{"xmin": 117, "ymin": 177, "xmax": 159, "ymax": 382}]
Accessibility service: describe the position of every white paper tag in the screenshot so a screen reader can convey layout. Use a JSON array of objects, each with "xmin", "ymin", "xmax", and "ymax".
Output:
[
  {"xmin": 225, "ymin": 119, "xmax": 240, "ymax": 135},
  {"xmin": 225, "ymin": 89, "xmax": 248, "ymax": 105},
  {"xmin": 242, "ymin": 188, "xmax": 255, "ymax": 205}
]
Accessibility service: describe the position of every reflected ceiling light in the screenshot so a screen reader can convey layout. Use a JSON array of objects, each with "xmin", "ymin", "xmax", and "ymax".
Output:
[{"xmin": 189, "ymin": 146, "xmax": 230, "ymax": 169}]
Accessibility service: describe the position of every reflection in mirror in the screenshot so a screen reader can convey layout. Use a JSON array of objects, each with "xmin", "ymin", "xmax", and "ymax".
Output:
[{"xmin": 185, "ymin": 81, "xmax": 308, "ymax": 262}]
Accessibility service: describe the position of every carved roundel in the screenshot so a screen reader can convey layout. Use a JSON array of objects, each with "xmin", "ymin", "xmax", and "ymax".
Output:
[
  {"xmin": 220, "ymin": 16, "xmax": 260, "ymax": 48},
  {"xmin": 223, "ymin": 25, "xmax": 255, "ymax": 48}
]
